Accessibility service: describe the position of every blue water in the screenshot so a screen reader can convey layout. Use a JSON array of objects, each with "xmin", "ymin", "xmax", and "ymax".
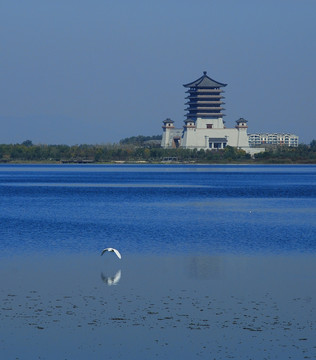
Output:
[
  {"xmin": 1, "ymin": 164, "xmax": 316, "ymax": 255},
  {"xmin": 1, "ymin": 164, "xmax": 316, "ymax": 359}
]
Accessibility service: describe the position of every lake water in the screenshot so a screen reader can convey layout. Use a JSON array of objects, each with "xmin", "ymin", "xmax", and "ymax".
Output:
[{"xmin": 0, "ymin": 164, "xmax": 316, "ymax": 359}]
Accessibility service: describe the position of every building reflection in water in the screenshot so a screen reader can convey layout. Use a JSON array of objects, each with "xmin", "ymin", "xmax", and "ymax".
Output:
[{"xmin": 186, "ymin": 256, "xmax": 222, "ymax": 280}]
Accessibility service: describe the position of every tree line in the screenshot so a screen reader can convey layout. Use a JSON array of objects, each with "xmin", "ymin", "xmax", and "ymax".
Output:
[
  {"xmin": 1, "ymin": 139, "xmax": 316, "ymax": 163},
  {"xmin": 119, "ymin": 135, "xmax": 162, "ymax": 146}
]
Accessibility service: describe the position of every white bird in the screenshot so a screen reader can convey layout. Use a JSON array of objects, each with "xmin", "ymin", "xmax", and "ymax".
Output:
[{"xmin": 101, "ymin": 247, "xmax": 122, "ymax": 259}]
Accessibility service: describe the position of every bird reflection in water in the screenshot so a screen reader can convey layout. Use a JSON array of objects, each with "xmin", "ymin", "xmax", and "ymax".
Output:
[{"xmin": 100, "ymin": 270, "xmax": 121, "ymax": 286}]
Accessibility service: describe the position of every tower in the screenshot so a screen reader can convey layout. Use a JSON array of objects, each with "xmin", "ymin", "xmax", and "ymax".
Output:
[
  {"xmin": 183, "ymin": 71, "xmax": 227, "ymax": 129},
  {"xmin": 161, "ymin": 118, "xmax": 177, "ymax": 148},
  {"xmin": 235, "ymin": 118, "xmax": 249, "ymax": 147},
  {"xmin": 181, "ymin": 118, "xmax": 196, "ymax": 149}
]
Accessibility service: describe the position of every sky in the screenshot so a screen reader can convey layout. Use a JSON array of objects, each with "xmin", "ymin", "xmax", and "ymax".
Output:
[{"xmin": 1, "ymin": 0, "xmax": 316, "ymax": 145}]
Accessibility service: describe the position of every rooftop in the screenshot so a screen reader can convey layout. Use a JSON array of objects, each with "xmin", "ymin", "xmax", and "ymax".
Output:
[{"xmin": 183, "ymin": 71, "xmax": 227, "ymax": 89}]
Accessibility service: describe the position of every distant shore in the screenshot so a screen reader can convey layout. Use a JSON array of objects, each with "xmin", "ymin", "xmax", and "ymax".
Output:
[
  {"xmin": 1, "ymin": 142, "xmax": 316, "ymax": 164},
  {"xmin": 2, "ymin": 159, "xmax": 316, "ymax": 165}
]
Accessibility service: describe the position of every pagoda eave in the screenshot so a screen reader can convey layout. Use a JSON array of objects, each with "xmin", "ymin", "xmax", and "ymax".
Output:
[
  {"xmin": 185, "ymin": 101, "xmax": 224, "ymax": 105},
  {"xmin": 186, "ymin": 114, "xmax": 225, "ymax": 117},
  {"xmin": 185, "ymin": 107, "xmax": 225, "ymax": 111},
  {"xmin": 186, "ymin": 89, "xmax": 224, "ymax": 94}
]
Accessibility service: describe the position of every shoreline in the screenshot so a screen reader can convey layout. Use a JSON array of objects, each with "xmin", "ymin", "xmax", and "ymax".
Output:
[{"xmin": 2, "ymin": 159, "xmax": 316, "ymax": 165}]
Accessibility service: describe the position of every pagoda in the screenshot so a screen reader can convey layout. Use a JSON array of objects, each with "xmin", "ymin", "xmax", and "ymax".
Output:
[
  {"xmin": 184, "ymin": 71, "xmax": 226, "ymax": 120},
  {"xmin": 161, "ymin": 71, "xmax": 261, "ymax": 155}
]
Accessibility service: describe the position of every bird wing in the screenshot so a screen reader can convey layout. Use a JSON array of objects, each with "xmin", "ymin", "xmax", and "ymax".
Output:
[
  {"xmin": 101, "ymin": 248, "xmax": 109, "ymax": 256},
  {"xmin": 113, "ymin": 248, "xmax": 122, "ymax": 259}
]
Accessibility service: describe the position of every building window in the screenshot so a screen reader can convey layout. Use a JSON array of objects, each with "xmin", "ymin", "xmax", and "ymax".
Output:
[
  {"xmin": 214, "ymin": 143, "xmax": 221, "ymax": 149},
  {"xmin": 207, "ymin": 124, "xmax": 213, "ymax": 129}
]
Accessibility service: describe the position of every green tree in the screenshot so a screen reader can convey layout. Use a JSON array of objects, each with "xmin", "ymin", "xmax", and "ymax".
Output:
[
  {"xmin": 310, "ymin": 140, "xmax": 316, "ymax": 150},
  {"xmin": 21, "ymin": 140, "xmax": 33, "ymax": 147}
]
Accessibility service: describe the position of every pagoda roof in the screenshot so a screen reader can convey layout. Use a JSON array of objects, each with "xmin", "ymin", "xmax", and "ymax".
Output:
[
  {"xmin": 236, "ymin": 117, "xmax": 248, "ymax": 123},
  {"xmin": 186, "ymin": 107, "xmax": 225, "ymax": 111},
  {"xmin": 183, "ymin": 71, "xmax": 227, "ymax": 88},
  {"xmin": 163, "ymin": 118, "xmax": 174, "ymax": 123}
]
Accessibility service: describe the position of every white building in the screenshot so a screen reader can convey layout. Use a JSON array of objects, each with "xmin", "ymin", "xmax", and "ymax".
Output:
[
  {"xmin": 248, "ymin": 133, "xmax": 299, "ymax": 147},
  {"xmin": 161, "ymin": 72, "xmax": 263, "ymax": 156}
]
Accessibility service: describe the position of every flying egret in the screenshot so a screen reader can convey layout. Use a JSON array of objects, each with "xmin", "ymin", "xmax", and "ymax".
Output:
[{"xmin": 101, "ymin": 247, "xmax": 122, "ymax": 259}]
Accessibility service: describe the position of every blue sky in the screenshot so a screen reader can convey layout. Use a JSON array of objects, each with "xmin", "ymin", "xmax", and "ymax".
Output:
[{"xmin": 1, "ymin": 0, "xmax": 315, "ymax": 145}]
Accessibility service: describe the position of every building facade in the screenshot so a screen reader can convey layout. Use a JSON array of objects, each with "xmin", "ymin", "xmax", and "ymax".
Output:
[
  {"xmin": 248, "ymin": 133, "xmax": 299, "ymax": 147},
  {"xmin": 161, "ymin": 71, "xmax": 260, "ymax": 155}
]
